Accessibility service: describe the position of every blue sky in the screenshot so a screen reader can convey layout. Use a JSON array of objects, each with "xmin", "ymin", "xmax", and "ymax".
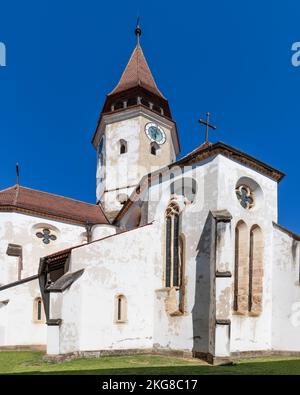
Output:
[{"xmin": 0, "ymin": 0, "xmax": 299, "ymax": 232}]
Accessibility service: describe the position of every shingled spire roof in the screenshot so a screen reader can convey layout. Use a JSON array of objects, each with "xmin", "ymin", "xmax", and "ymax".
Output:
[
  {"xmin": 109, "ymin": 44, "xmax": 165, "ymax": 99},
  {"xmin": 93, "ymin": 22, "xmax": 175, "ymax": 147}
]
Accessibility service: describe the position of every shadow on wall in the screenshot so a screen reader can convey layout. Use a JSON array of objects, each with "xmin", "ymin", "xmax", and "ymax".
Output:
[{"xmin": 192, "ymin": 212, "xmax": 215, "ymax": 358}]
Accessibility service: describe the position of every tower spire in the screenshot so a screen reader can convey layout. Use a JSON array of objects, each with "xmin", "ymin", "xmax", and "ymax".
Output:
[
  {"xmin": 108, "ymin": 21, "xmax": 165, "ymax": 99},
  {"xmin": 135, "ymin": 17, "xmax": 141, "ymax": 46}
]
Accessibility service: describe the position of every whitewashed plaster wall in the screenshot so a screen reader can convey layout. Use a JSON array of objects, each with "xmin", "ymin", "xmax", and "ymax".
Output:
[
  {"xmin": 96, "ymin": 108, "xmax": 177, "ymax": 216},
  {"xmin": 49, "ymin": 225, "xmax": 156, "ymax": 355},
  {"xmin": 114, "ymin": 157, "xmax": 220, "ymax": 355},
  {"xmin": 91, "ymin": 224, "xmax": 117, "ymax": 241},
  {"xmin": 0, "ymin": 212, "xmax": 87, "ymax": 284},
  {"xmin": 0, "ymin": 279, "xmax": 46, "ymax": 346},
  {"xmin": 0, "ymin": 211, "xmax": 90, "ymax": 347},
  {"xmin": 272, "ymin": 227, "xmax": 300, "ymax": 351},
  {"xmin": 217, "ymin": 155, "xmax": 278, "ymax": 352},
  {"xmin": 148, "ymin": 159, "xmax": 219, "ymax": 354},
  {"xmin": 120, "ymin": 154, "xmax": 281, "ymax": 355}
]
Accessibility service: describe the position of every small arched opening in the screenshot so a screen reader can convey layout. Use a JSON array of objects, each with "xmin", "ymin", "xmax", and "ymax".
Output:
[
  {"xmin": 115, "ymin": 294, "xmax": 127, "ymax": 323},
  {"xmin": 119, "ymin": 139, "xmax": 128, "ymax": 155},
  {"xmin": 150, "ymin": 142, "xmax": 160, "ymax": 156}
]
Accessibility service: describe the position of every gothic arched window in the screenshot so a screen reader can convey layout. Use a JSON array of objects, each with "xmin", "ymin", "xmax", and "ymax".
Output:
[
  {"xmin": 234, "ymin": 221, "xmax": 264, "ymax": 316},
  {"xmin": 165, "ymin": 201, "xmax": 182, "ymax": 288},
  {"xmin": 249, "ymin": 225, "xmax": 263, "ymax": 315},
  {"xmin": 234, "ymin": 220, "xmax": 249, "ymax": 313},
  {"xmin": 178, "ymin": 235, "xmax": 185, "ymax": 312}
]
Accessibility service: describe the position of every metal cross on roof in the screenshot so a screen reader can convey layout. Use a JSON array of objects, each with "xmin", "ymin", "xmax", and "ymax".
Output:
[{"xmin": 198, "ymin": 112, "xmax": 217, "ymax": 143}]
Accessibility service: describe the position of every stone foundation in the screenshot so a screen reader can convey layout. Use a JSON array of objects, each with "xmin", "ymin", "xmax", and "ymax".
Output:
[
  {"xmin": 9, "ymin": 346, "xmax": 299, "ymax": 366},
  {"xmin": 0, "ymin": 345, "xmax": 46, "ymax": 352}
]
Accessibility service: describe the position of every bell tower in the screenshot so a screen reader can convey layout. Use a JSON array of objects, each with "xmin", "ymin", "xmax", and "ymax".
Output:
[{"xmin": 92, "ymin": 22, "xmax": 180, "ymax": 221}]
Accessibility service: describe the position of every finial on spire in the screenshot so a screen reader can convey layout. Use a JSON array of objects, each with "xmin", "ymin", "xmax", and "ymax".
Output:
[
  {"xmin": 135, "ymin": 16, "xmax": 141, "ymax": 45},
  {"xmin": 16, "ymin": 162, "xmax": 20, "ymax": 185}
]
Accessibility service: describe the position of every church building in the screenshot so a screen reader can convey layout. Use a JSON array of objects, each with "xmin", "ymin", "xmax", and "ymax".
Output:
[{"xmin": 0, "ymin": 25, "xmax": 300, "ymax": 364}]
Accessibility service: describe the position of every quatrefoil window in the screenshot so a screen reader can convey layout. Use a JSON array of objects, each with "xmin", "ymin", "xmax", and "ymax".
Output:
[
  {"xmin": 36, "ymin": 228, "xmax": 57, "ymax": 244},
  {"xmin": 236, "ymin": 185, "xmax": 254, "ymax": 210}
]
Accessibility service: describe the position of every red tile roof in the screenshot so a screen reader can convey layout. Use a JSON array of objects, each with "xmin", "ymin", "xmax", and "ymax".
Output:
[
  {"xmin": 109, "ymin": 44, "xmax": 165, "ymax": 99},
  {"xmin": 0, "ymin": 185, "xmax": 109, "ymax": 225}
]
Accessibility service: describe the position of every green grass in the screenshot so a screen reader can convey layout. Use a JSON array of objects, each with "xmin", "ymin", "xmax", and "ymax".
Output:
[{"xmin": 0, "ymin": 352, "xmax": 300, "ymax": 375}]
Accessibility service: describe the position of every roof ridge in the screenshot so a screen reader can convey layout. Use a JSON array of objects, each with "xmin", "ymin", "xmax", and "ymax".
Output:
[
  {"xmin": 138, "ymin": 45, "xmax": 162, "ymax": 96},
  {"xmin": 0, "ymin": 184, "xmax": 18, "ymax": 193},
  {"xmin": 112, "ymin": 45, "xmax": 138, "ymax": 93},
  {"xmin": 0, "ymin": 186, "xmax": 108, "ymax": 225},
  {"xmin": 0, "ymin": 184, "xmax": 19, "ymax": 205},
  {"xmin": 137, "ymin": 44, "xmax": 142, "ymax": 86}
]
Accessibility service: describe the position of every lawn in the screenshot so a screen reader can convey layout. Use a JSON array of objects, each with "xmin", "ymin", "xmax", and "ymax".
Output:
[{"xmin": 0, "ymin": 352, "xmax": 300, "ymax": 375}]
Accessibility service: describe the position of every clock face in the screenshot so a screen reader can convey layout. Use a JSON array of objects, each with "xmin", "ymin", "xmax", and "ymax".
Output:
[{"xmin": 145, "ymin": 123, "xmax": 166, "ymax": 145}]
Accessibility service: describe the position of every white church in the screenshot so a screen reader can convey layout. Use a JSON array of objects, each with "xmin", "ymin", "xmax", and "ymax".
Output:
[{"xmin": 0, "ymin": 25, "xmax": 300, "ymax": 364}]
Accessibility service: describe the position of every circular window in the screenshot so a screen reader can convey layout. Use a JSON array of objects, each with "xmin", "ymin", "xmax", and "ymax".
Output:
[
  {"xmin": 236, "ymin": 185, "xmax": 254, "ymax": 210},
  {"xmin": 32, "ymin": 224, "xmax": 59, "ymax": 245},
  {"xmin": 36, "ymin": 228, "xmax": 57, "ymax": 244}
]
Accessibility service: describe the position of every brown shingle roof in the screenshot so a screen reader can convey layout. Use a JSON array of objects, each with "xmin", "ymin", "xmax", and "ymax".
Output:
[
  {"xmin": 109, "ymin": 44, "xmax": 165, "ymax": 99},
  {"xmin": 0, "ymin": 185, "xmax": 109, "ymax": 225}
]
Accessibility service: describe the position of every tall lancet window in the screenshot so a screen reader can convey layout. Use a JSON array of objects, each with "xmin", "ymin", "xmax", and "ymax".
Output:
[
  {"xmin": 165, "ymin": 201, "xmax": 182, "ymax": 288},
  {"xmin": 234, "ymin": 221, "xmax": 264, "ymax": 316},
  {"xmin": 115, "ymin": 294, "xmax": 127, "ymax": 323},
  {"xmin": 234, "ymin": 220, "xmax": 249, "ymax": 314},
  {"xmin": 33, "ymin": 297, "xmax": 44, "ymax": 323},
  {"xmin": 249, "ymin": 225, "xmax": 264, "ymax": 315}
]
